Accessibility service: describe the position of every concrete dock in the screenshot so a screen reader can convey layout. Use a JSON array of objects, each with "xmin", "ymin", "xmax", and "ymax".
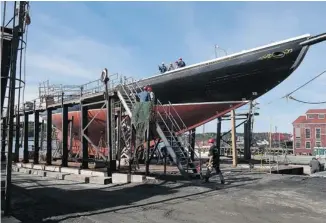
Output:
[{"xmin": 6, "ymin": 167, "xmax": 326, "ymax": 223}]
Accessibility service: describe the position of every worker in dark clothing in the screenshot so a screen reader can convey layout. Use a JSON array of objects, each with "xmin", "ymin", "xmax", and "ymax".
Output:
[
  {"xmin": 204, "ymin": 138, "xmax": 225, "ymax": 184},
  {"xmin": 168, "ymin": 63, "xmax": 174, "ymax": 71},
  {"xmin": 309, "ymin": 157, "xmax": 321, "ymax": 174},
  {"xmin": 177, "ymin": 58, "xmax": 186, "ymax": 68},
  {"xmin": 158, "ymin": 62, "xmax": 167, "ymax": 73},
  {"xmin": 137, "ymin": 86, "xmax": 150, "ymax": 102}
]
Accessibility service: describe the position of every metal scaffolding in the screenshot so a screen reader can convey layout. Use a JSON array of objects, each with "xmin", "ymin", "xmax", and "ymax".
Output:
[{"xmin": 1, "ymin": 1, "xmax": 31, "ymax": 216}]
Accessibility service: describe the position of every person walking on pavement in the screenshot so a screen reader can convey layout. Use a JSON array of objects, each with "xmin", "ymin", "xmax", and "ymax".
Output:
[
  {"xmin": 204, "ymin": 138, "xmax": 225, "ymax": 184},
  {"xmin": 309, "ymin": 157, "xmax": 321, "ymax": 174}
]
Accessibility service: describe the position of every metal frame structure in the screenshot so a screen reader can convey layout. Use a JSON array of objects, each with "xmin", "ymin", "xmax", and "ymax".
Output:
[
  {"xmin": 1, "ymin": 1, "xmax": 30, "ymax": 216},
  {"xmin": 2, "ymin": 22, "xmax": 258, "ymax": 190},
  {"xmin": 10, "ymin": 69, "xmax": 258, "ymax": 178}
]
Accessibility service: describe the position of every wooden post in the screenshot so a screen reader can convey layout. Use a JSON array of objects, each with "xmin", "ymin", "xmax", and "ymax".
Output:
[
  {"xmin": 81, "ymin": 105, "xmax": 88, "ymax": 169},
  {"xmin": 164, "ymin": 150, "xmax": 167, "ymax": 175},
  {"xmin": 231, "ymin": 109, "xmax": 237, "ymax": 167},
  {"xmin": 61, "ymin": 105, "xmax": 69, "ymax": 167},
  {"xmin": 46, "ymin": 108, "xmax": 52, "ymax": 165},
  {"xmin": 33, "ymin": 110, "xmax": 40, "ymax": 164},
  {"xmin": 23, "ymin": 114, "xmax": 29, "ymax": 163}
]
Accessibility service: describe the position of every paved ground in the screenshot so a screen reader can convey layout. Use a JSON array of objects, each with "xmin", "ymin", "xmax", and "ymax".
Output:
[
  {"xmin": 5, "ymin": 169, "xmax": 326, "ymax": 223},
  {"xmin": 252, "ymin": 154, "xmax": 326, "ymax": 165}
]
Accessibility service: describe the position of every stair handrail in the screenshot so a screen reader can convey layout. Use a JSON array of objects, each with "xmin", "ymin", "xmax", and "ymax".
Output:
[
  {"xmin": 125, "ymin": 83, "xmax": 140, "ymax": 102},
  {"xmin": 118, "ymin": 83, "xmax": 137, "ymax": 107},
  {"xmin": 166, "ymin": 101, "xmax": 202, "ymax": 161},
  {"xmin": 157, "ymin": 100, "xmax": 190, "ymax": 141},
  {"xmin": 127, "ymin": 81, "xmax": 143, "ymax": 95},
  {"xmin": 156, "ymin": 100, "xmax": 192, "ymax": 160},
  {"xmin": 156, "ymin": 100, "xmax": 202, "ymax": 174},
  {"xmin": 119, "ymin": 76, "xmax": 143, "ymax": 103},
  {"xmin": 156, "ymin": 100, "xmax": 183, "ymax": 134},
  {"xmin": 167, "ymin": 101, "xmax": 187, "ymax": 131},
  {"xmin": 154, "ymin": 105, "xmax": 177, "ymax": 156},
  {"xmin": 155, "ymin": 100, "xmax": 175, "ymax": 138}
]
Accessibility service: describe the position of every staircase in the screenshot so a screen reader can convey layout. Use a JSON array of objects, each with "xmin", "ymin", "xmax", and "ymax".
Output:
[
  {"xmin": 155, "ymin": 101, "xmax": 199, "ymax": 178},
  {"xmin": 116, "ymin": 80, "xmax": 201, "ymax": 178},
  {"xmin": 116, "ymin": 81, "xmax": 139, "ymax": 164},
  {"xmin": 116, "ymin": 81, "xmax": 138, "ymax": 117}
]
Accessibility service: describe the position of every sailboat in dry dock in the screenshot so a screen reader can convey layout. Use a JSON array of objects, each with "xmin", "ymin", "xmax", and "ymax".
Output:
[{"xmin": 35, "ymin": 32, "xmax": 326, "ymax": 158}]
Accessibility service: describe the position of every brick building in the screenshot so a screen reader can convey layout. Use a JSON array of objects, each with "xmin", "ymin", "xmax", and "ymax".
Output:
[{"xmin": 292, "ymin": 109, "xmax": 326, "ymax": 155}]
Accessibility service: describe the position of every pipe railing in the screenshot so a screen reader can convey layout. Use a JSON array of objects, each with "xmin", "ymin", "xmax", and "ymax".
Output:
[
  {"xmin": 156, "ymin": 100, "xmax": 200, "ymax": 160},
  {"xmin": 162, "ymin": 101, "xmax": 202, "ymax": 161}
]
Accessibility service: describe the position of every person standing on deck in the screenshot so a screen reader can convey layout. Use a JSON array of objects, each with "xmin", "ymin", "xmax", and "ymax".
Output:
[
  {"xmin": 137, "ymin": 86, "xmax": 150, "ymax": 102},
  {"xmin": 146, "ymin": 86, "xmax": 155, "ymax": 103},
  {"xmin": 177, "ymin": 58, "xmax": 186, "ymax": 68},
  {"xmin": 168, "ymin": 63, "xmax": 174, "ymax": 71},
  {"xmin": 146, "ymin": 85, "xmax": 156, "ymax": 124},
  {"xmin": 159, "ymin": 62, "xmax": 167, "ymax": 73},
  {"xmin": 174, "ymin": 61, "xmax": 179, "ymax": 69},
  {"xmin": 204, "ymin": 138, "xmax": 225, "ymax": 184}
]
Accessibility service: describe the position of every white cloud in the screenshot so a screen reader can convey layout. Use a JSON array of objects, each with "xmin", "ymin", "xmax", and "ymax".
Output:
[
  {"xmin": 27, "ymin": 53, "xmax": 97, "ymax": 80},
  {"xmin": 21, "ymin": 6, "xmax": 144, "ymax": 103}
]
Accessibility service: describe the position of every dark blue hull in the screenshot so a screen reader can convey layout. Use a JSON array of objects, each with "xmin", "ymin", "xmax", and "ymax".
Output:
[
  {"xmin": 136, "ymin": 37, "xmax": 309, "ymax": 104},
  {"xmin": 49, "ymin": 35, "xmax": 312, "ymax": 115}
]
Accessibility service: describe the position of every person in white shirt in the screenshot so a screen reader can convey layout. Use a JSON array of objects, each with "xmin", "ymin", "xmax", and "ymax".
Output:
[{"xmin": 147, "ymin": 86, "xmax": 155, "ymax": 102}]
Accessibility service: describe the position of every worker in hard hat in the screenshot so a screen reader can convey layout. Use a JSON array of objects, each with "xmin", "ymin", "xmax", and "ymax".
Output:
[
  {"xmin": 177, "ymin": 58, "xmax": 186, "ymax": 68},
  {"xmin": 204, "ymin": 138, "xmax": 225, "ymax": 184},
  {"xmin": 146, "ymin": 85, "xmax": 155, "ymax": 102},
  {"xmin": 136, "ymin": 86, "xmax": 150, "ymax": 102},
  {"xmin": 158, "ymin": 62, "xmax": 167, "ymax": 73},
  {"xmin": 146, "ymin": 85, "xmax": 157, "ymax": 123}
]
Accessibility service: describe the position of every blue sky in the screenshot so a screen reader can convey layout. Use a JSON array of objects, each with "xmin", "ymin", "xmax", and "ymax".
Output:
[{"xmin": 16, "ymin": 1, "xmax": 326, "ymax": 133}]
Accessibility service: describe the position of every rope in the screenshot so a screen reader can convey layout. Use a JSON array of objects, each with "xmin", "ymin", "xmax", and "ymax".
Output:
[
  {"xmin": 288, "ymin": 96, "xmax": 326, "ymax": 104},
  {"xmin": 282, "ymin": 70, "xmax": 326, "ymax": 99},
  {"xmin": 262, "ymin": 70, "xmax": 326, "ymax": 106}
]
